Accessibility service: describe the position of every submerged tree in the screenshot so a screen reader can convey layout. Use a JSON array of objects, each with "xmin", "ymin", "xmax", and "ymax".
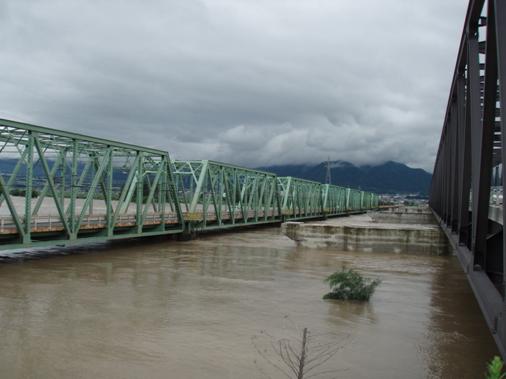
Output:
[
  {"xmin": 323, "ymin": 268, "xmax": 380, "ymax": 301},
  {"xmin": 252, "ymin": 327, "xmax": 348, "ymax": 379},
  {"xmin": 486, "ymin": 356, "xmax": 506, "ymax": 379}
]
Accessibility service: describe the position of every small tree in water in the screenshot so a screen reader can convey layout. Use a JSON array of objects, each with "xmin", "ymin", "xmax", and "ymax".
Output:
[
  {"xmin": 252, "ymin": 327, "xmax": 347, "ymax": 379},
  {"xmin": 323, "ymin": 268, "xmax": 380, "ymax": 301}
]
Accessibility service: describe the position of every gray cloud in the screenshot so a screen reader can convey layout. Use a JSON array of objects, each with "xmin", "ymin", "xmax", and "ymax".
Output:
[{"xmin": 0, "ymin": 0, "xmax": 467, "ymax": 171}]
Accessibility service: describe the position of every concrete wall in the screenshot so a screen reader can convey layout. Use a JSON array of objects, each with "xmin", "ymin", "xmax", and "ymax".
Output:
[
  {"xmin": 369, "ymin": 211, "xmax": 437, "ymax": 225},
  {"xmin": 282, "ymin": 221, "xmax": 449, "ymax": 255}
]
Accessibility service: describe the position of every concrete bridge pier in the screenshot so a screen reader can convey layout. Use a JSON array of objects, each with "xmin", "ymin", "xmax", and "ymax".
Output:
[{"xmin": 282, "ymin": 207, "xmax": 449, "ymax": 255}]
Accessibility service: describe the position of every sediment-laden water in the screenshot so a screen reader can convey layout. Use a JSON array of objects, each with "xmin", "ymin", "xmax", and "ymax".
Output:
[{"xmin": 0, "ymin": 226, "xmax": 498, "ymax": 378}]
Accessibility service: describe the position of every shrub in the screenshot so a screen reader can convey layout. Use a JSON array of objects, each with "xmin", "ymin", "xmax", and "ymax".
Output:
[
  {"xmin": 323, "ymin": 268, "xmax": 380, "ymax": 301},
  {"xmin": 486, "ymin": 356, "xmax": 506, "ymax": 379},
  {"xmin": 9, "ymin": 188, "xmax": 40, "ymax": 198}
]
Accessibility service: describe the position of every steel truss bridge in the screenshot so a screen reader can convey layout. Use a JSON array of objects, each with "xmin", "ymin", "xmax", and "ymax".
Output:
[
  {"xmin": 430, "ymin": 0, "xmax": 506, "ymax": 357},
  {"xmin": 0, "ymin": 118, "xmax": 378, "ymax": 251}
]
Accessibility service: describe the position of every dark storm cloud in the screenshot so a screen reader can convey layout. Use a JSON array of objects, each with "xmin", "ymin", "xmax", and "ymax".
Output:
[{"xmin": 0, "ymin": 0, "xmax": 467, "ymax": 171}]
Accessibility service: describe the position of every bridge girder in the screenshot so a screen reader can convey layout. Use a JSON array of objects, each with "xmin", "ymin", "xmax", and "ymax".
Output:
[{"xmin": 430, "ymin": 0, "xmax": 506, "ymax": 358}]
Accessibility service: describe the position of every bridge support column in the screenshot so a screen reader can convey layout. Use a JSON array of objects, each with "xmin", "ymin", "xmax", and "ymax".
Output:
[{"xmin": 178, "ymin": 223, "xmax": 197, "ymax": 241}]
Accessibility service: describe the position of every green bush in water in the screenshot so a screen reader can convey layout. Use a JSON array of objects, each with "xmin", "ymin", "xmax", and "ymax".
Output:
[
  {"xmin": 323, "ymin": 268, "xmax": 380, "ymax": 301},
  {"xmin": 486, "ymin": 356, "xmax": 506, "ymax": 379}
]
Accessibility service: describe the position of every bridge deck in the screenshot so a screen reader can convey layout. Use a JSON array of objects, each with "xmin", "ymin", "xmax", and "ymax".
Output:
[{"xmin": 0, "ymin": 206, "xmax": 364, "ymax": 243}]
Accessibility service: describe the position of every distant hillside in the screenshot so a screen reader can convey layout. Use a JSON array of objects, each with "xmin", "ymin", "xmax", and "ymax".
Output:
[
  {"xmin": 0, "ymin": 158, "xmax": 128, "ymax": 186},
  {"xmin": 258, "ymin": 160, "xmax": 432, "ymax": 195},
  {"xmin": 0, "ymin": 158, "xmax": 432, "ymax": 195}
]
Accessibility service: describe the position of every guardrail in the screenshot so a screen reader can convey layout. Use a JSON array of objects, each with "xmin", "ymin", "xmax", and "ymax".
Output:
[{"xmin": 0, "ymin": 212, "xmax": 180, "ymax": 235}]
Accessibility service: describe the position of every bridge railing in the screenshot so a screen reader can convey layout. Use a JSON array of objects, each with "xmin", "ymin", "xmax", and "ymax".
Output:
[
  {"xmin": 429, "ymin": 0, "xmax": 506, "ymax": 357},
  {"xmin": 0, "ymin": 212, "xmax": 179, "ymax": 235}
]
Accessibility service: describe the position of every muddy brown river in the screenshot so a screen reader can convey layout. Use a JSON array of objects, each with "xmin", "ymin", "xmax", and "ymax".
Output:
[{"xmin": 0, "ymin": 226, "xmax": 498, "ymax": 378}]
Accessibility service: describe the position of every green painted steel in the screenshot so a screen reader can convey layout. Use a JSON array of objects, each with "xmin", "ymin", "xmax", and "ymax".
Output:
[
  {"xmin": 0, "ymin": 118, "xmax": 378, "ymax": 251},
  {"xmin": 0, "ymin": 119, "xmax": 184, "ymax": 250},
  {"xmin": 172, "ymin": 160, "xmax": 281, "ymax": 230},
  {"xmin": 172, "ymin": 164, "xmax": 379, "ymax": 228},
  {"xmin": 347, "ymin": 188, "xmax": 362, "ymax": 211},
  {"xmin": 322, "ymin": 184, "xmax": 348, "ymax": 216},
  {"xmin": 278, "ymin": 177, "xmax": 324, "ymax": 219}
]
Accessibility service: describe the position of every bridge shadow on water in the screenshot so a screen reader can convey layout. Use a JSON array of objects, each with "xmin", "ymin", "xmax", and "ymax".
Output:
[{"xmin": 423, "ymin": 257, "xmax": 499, "ymax": 378}]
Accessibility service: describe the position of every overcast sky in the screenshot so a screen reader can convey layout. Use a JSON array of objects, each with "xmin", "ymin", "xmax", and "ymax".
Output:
[{"xmin": 0, "ymin": 0, "xmax": 467, "ymax": 171}]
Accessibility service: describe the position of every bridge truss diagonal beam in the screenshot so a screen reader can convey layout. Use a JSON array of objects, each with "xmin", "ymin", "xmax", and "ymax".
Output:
[
  {"xmin": 172, "ymin": 160, "xmax": 282, "ymax": 229},
  {"xmin": 0, "ymin": 119, "xmax": 184, "ymax": 250},
  {"xmin": 173, "ymin": 162, "xmax": 379, "ymax": 231},
  {"xmin": 0, "ymin": 119, "xmax": 379, "ymax": 249}
]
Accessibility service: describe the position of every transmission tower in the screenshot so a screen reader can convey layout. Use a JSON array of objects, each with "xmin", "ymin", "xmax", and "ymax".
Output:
[{"xmin": 325, "ymin": 157, "xmax": 332, "ymax": 185}]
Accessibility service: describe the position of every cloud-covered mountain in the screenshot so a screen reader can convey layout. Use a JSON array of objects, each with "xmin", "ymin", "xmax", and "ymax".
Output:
[{"xmin": 258, "ymin": 161, "xmax": 431, "ymax": 195}]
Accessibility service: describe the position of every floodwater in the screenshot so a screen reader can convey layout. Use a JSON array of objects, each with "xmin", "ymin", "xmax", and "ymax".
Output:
[{"xmin": 0, "ymin": 226, "xmax": 498, "ymax": 378}]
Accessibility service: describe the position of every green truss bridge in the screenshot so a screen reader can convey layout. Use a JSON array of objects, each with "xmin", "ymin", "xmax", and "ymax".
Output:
[{"xmin": 0, "ymin": 119, "xmax": 379, "ymax": 250}]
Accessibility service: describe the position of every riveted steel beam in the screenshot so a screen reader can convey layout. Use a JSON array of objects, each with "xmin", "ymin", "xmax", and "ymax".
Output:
[{"xmin": 430, "ymin": 0, "xmax": 506, "ymax": 358}]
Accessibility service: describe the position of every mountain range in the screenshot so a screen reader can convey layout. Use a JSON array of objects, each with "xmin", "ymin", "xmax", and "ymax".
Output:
[
  {"xmin": 257, "ymin": 160, "xmax": 432, "ymax": 195},
  {"xmin": 0, "ymin": 158, "xmax": 432, "ymax": 196}
]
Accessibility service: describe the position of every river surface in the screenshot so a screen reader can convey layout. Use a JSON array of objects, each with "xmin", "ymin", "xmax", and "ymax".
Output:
[{"xmin": 0, "ymin": 226, "xmax": 498, "ymax": 378}]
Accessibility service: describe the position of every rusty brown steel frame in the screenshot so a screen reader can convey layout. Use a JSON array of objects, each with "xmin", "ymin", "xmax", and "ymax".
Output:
[{"xmin": 429, "ymin": 0, "xmax": 506, "ymax": 357}]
